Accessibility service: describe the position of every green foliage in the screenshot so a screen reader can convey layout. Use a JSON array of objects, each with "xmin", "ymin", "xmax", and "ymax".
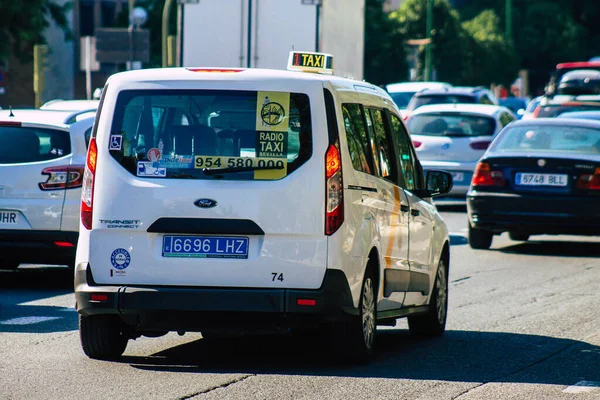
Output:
[
  {"xmin": 363, "ymin": 0, "xmax": 408, "ymax": 86},
  {"xmin": 462, "ymin": 9, "xmax": 518, "ymax": 86},
  {"xmin": 0, "ymin": 0, "xmax": 71, "ymax": 64}
]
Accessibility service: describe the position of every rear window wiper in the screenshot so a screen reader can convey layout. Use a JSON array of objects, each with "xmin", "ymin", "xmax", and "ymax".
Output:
[{"xmin": 203, "ymin": 165, "xmax": 285, "ymax": 176}]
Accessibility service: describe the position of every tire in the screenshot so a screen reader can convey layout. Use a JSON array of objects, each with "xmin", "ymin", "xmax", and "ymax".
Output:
[
  {"xmin": 509, "ymin": 232, "xmax": 530, "ymax": 242},
  {"xmin": 408, "ymin": 258, "xmax": 448, "ymax": 337},
  {"xmin": 0, "ymin": 259, "xmax": 20, "ymax": 270},
  {"xmin": 79, "ymin": 315, "xmax": 128, "ymax": 360},
  {"xmin": 468, "ymin": 225, "xmax": 493, "ymax": 250},
  {"xmin": 329, "ymin": 267, "xmax": 377, "ymax": 363}
]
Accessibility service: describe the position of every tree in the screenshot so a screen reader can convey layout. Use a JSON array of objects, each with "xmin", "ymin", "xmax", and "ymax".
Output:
[
  {"xmin": 462, "ymin": 10, "xmax": 517, "ymax": 86},
  {"xmin": 0, "ymin": 0, "xmax": 71, "ymax": 63},
  {"xmin": 390, "ymin": 0, "xmax": 471, "ymax": 84},
  {"xmin": 363, "ymin": 0, "xmax": 408, "ymax": 86}
]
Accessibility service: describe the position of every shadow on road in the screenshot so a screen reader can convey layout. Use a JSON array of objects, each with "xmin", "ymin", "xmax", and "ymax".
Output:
[
  {"xmin": 0, "ymin": 266, "xmax": 76, "ymax": 333},
  {"xmin": 496, "ymin": 240, "xmax": 600, "ymax": 258},
  {"xmin": 120, "ymin": 329, "xmax": 599, "ymax": 386}
]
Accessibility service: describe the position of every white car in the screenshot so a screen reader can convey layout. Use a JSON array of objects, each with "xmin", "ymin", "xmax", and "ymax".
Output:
[
  {"xmin": 406, "ymin": 104, "xmax": 516, "ymax": 199},
  {"xmin": 41, "ymin": 99, "xmax": 100, "ymax": 112},
  {"xmin": 75, "ymin": 52, "xmax": 452, "ymax": 363},
  {"xmin": 0, "ymin": 109, "xmax": 96, "ymax": 269},
  {"xmin": 386, "ymin": 81, "xmax": 451, "ymax": 112}
]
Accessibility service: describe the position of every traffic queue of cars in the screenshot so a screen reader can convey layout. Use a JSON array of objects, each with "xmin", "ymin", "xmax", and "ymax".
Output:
[
  {"xmin": 1, "ymin": 54, "xmax": 598, "ymax": 364},
  {"xmin": 386, "ymin": 61, "xmax": 600, "ymax": 251}
]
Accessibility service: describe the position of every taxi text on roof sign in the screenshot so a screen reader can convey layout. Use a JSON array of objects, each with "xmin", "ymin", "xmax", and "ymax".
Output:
[{"xmin": 287, "ymin": 51, "xmax": 334, "ymax": 75}]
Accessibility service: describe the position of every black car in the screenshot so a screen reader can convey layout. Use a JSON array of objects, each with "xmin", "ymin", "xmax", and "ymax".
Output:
[
  {"xmin": 467, "ymin": 118, "xmax": 600, "ymax": 249},
  {"xmin": 406, "ymin": 87, "xmax": 498, "ymax": 114}
]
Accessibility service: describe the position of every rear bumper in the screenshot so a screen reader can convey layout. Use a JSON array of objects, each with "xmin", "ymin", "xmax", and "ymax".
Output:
[
  {"xmin": 467, "ymin": 191, "xmax": 600, "ymax": 235},
  {"xmin": 75, "ymin": 263, "xmax": 357, "ymax": 332},
  {"xmin": 0, "ymin": 230, "xmax": 78, "ymax": 263}
]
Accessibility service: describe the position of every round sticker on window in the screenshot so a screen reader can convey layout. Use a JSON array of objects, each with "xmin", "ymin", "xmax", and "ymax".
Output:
[
  {"xmin": 110, "ymin": 248, "xmax": 131, "ymax": 270},
  {"xmin": 147, "ymin": 148, "xmax": 162, "ymax": 162}
]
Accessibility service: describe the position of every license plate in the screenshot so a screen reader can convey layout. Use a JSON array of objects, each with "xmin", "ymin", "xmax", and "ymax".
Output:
[
  {"xmin": 162, "ymin": 236, "xmax": 249, "ymax": 259},
  {"xmin": 0, "ymin": 211, "xmax": 18, "ymax": 225},
  {"xmin": 515, "ymin": 173, "xmax": 568, "ymax": 187},
  {"xmin": 451, "ymin": 172, "xmax": 464, "ymax": 182}
]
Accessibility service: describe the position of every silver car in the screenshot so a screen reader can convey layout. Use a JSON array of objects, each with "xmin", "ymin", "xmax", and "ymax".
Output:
[{"xmin": 406, "ymin": 104, "xmax": 516, "ymax": 200}]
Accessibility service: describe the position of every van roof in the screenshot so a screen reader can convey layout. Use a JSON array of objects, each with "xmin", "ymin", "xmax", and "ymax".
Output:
[{"xmin": 107, "ymin": 67, "xmax": 392, "ymax": 98}]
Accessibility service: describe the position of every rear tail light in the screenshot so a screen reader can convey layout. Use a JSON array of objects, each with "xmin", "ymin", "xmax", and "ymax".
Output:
[
  {"xmin": 297, "ymin": 299, "xmax": 316, "ymax": 306},
  {"xmin": 39, "ymin": 165, "xmax": 85, "ymax": 190},
  {"xmin": 577, "ymin": 167, "xmax": 600, "ymax": 190},
  {"xmin": 54, "ymin": 241, "xmax": 75, "ymax": 247},
  {"xmin": 532, "ymin": 106, "xmax": 541, "ymax": 118},
  {"xmin": 471, "ymin": 162, "xmax": 505, "ymax": 187},
  {"xmin": 81, "ymin": 138, "xmax": 97, "ymax": 230},
  {"xmin": 0, "ymin": 121, "xmax": 22, "ymax": 126},
  {"xmin": 325, "ymin": 142, "xmax": 344, "ymax": 235},
  {"xmin": 470, "ymin": 141, "xmax": 491, "ymax": 150},
  {"xmin": 403, "ymin": 114, "xmax": 410, "ymax": 122},
  {"xmin": 412, "ymin": 140, "xmax": 422, "ymax": 149}
]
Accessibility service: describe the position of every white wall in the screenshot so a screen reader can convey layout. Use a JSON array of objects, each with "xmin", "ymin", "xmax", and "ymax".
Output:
[
  {"xmin": 321, "ymin": 0, "xmax": 365, "ymax": 80},
  {"xmin": 253, "ymin": 0, "xmax": 316, "ymax": 69},
  {"xmin": 183, "ymin": 0, "xmax": 245, "ymax": 67},
  {"xmin": 183, "ymin": 0, "xmax": 364, "ymax": 79}
]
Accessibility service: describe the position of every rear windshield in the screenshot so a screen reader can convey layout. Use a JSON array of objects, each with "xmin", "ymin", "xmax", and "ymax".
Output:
[
  {"xmin": 407, "ymin": 94, "xmax": 475, "ymax": 112},
  {"xmin": 0, "ymin": 127, "xmax": 71, "ymax": 164},
  {"xmin": 109, "ymin": 90, "xmax": 312, "ymax": 180},
  {"xmin": 490, "ymin": 125, "xmax": 600, "ymax": 155},
  {"xmin": 536, "ymin": 104, "xmax": 600, "ymax": 118},
  {"xmin": 407, "ymin": 113, "xmax": 496, "ymax": 137},
  {"xmin": 389, "ymin": 91, "xmax": 416, "ymax": 109}
]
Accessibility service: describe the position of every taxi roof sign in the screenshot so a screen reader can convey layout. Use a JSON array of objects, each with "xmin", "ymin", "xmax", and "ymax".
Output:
[{"xmin": 287, "ymin": 51, "xmax": 334, "ymax": 75}]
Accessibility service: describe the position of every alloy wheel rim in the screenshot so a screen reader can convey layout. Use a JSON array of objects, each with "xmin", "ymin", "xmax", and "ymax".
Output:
[
  {"xmin": 361, "ymin": 278, "xmax": 375, "ymax": 349},
  {"xmin": 436, "ymin": 262, "xmax": 448, "ymax": 324}
]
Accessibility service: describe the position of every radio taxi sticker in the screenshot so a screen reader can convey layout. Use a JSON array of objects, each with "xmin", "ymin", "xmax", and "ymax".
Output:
[
  {"xmin": 110, "ymin": 248, "xmax": 130, "ymax": 270},
  {"xmin": 256, "ymin": 91, "xmax": 290, "ymax": 132},
  {"xmin": 109, "ymin": 135, "xmax": 122, "ymax": 151},
  {"xmin": 161, "ymin": 155, "xmax": 194, "ymax": 169},
  {"xmin": 194, "ymin": 155, "xmax": 287, "ymax": 180},
  {"xmin": 257, "ymin": 132, "xmax": 288, "ymax": 158}
]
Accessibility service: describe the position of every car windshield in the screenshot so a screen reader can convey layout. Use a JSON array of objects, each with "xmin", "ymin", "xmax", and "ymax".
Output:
[
  {"xmin": 389, "ymin": 92, "xmax": 416, "ymax": 109},
  {"xmin": 0, "ymin": 127, "xmax": 71, "ymax": 164},
  {"xmin": 407, "ymin": 113, "xmax": 496, "ymax": 137},
  {"xmin": 536, "ymin": 104, "xmax": 600, "ymax": 118},
  {"xmin": 109, "ymin": 89, "xmax": 312, "ymax": 180},
  {"xmin": 490, "ymin": 125, "xmax": 600, "ymax": 154},
  {"xmin": 407, "ymin": 94, "xmax": 475, "ymax": 112}
]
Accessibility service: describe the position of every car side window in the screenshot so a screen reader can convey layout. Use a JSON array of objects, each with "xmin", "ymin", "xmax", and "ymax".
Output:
[
  {"xmin": 499, "ymin": 112, "xmax": 515, "ymax": 128},
  {"xmin": 368, "ymin": 108, "xmax": 396, "ymax": 183},
  {"xmin": 480, "ymin": 95, "xmax": 493, "ymax": 105},
  {"xmin": 342, "ymin": 104, "xmax": 373, "ymax": 174},
  {"xmin": 363, "ymin": 107, "xmax": 381, "ymax": 176},
  {"xmin": 389, "ymin": 113, "xmax": 416, "ymax": 190}
]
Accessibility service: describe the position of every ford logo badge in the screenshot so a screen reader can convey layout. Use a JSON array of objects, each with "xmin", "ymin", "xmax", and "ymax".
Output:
[{"xmin": 194, "ymin": 199, "xmax": 218, "ymax": 208}]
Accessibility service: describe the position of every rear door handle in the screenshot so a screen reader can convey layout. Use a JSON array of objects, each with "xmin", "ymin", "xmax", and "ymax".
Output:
[
  {"xmin": 410, "ymin": 209, "xmax": 421, "ymax": 217},
  {"xmin": 400, "ymin": 204, "xmax": 410, "ymax": 213}
]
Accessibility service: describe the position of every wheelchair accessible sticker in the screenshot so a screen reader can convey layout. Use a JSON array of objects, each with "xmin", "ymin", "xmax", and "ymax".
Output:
[{"xmin": 110, "ymin": 248, "xmax": 131, "ymax": 270}]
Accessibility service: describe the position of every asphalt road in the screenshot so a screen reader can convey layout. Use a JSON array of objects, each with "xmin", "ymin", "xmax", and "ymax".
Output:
[{"xmin": 1, "ymin": 207, "xmax": 600, "ymax": 400}]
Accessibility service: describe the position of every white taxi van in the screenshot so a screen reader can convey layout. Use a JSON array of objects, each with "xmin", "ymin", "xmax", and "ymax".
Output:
[{"xmin": 75, "ymin": 52, "xmax": 453, "ymax": 362}]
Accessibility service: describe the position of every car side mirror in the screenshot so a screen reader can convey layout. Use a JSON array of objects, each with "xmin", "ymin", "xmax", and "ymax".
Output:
[{"xmin": 424, "ymin": 170, "xmax": 453, "ymax": 197}]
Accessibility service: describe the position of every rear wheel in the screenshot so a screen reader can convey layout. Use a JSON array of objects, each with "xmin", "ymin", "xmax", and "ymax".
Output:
[
  {"xmin": 509, "ymin": 232, "xmax": 530, "ymax": 242},
  {"xmin": 408, "ymin": 259, "xmax": 448, "ymax": 337},
  {"xmin": 79, "ymin": 315, "xmax": 128, "ymax": 360},
  {"xmin": 468, "ymin": 225, "xmax": 493, "ymax": 250},
  {"xmin": 329, "ymin": 266, "xmax": 377, "ymax": 363}
]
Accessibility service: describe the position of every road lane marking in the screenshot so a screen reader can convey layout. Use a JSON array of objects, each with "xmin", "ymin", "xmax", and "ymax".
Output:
[
  {"xmin": 0, "ymin": 316, "xmax": 61, "ymax": 325},
  {"xmin": 563, "ymin": 381, "xmax": 600, "ymax": 393}
]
